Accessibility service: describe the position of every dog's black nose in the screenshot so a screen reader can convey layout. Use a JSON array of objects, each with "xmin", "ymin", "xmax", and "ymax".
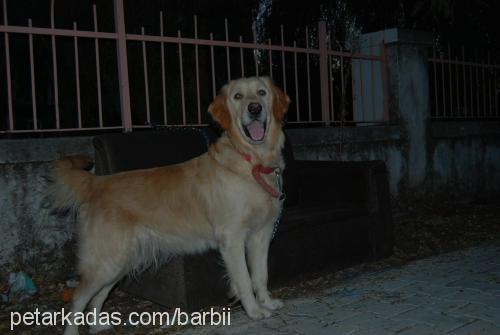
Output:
[{"xmin": 248, "ymin": 103, "xmax": 262, "ymax": 118}]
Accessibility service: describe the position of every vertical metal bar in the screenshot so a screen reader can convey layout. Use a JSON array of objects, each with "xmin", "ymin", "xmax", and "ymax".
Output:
[
  {"xmin": 469, "ymin": 50, "xmax": 473, "ymax": 117},
  {"xmin": 359, "ymin": 53, "xmax": 365, "ymax": 121},
  {"xmin": 252, "ymin": 23, "xmax": 259, "ymax": 76},
  {"xmin": 432, "ymin": 47, "xmax": 438, "ymax": 118},
  {"xmin": 268, "ymin": 38, "xmax": 273, "ymax": 79},
  {"xmin": 482, "ymin": 52, "xmax": 486, "ymax": 118},
  {"xmin": 73, "ymin": 22, "xmax": 82, "ymax": 128},
  {"xmin": 462, "ymin": 47, "xmax": 467, "ymax": 117},
  {"xmin": 239, "ymin": 36, "xmax": 245, "ymax": 77},
  {"xmin": 224, "ymin": 18, "xmax": 231, "ymax": 80},
  {"xmin": 306, "ymin": 26, "xmax": 311, "ymax": 121},
  {"xmin": 448, "ymin": 45, "xmax": 453, "ymax": 117},
  {"xmin": 194, "ymin": 16, "xmax": 201, "ymax": 124},
  {"xmin": 280, "ymin": 25, "xmax": 287, "ymax": 92},
  {"xmin": 114, "ymin": 0, "xmax": 132, "ymax": 131},
  {"xmin": 329, "ymin": 54, "xmax": 334, "ymax": 121},
  {"xmin": 495, "ymin": 71, "xmax": 498, "ymax": 117},
  {"xmin": 160, "ymin": 11, "xmax": 167, "ymax": 124},
  {"xmin": 293, "ymin": 41, "xmax": 299, "ymax": 121},
  {"xmin": 2, "ymin": 0, "xmax": 13, "ymax": 130},
  {"xmin": 440, "ymin": 49, "xmax": 446, "ymax": 117},
  {"xmin": 380, "ymin": 42, "xmax": 389, "ymax": 122},
  {"xmin": 178, "ymin": 30, "xmax": 186, "ymax": 124},
  {"xmin": 51, "ymin": 0, "xmax": 60, "ymax": 128},
  {"xmin": 327, "ymin": 32, "xmax": 335, "ymax": 121},
  {"xmin": 318, "ymin": 21, "xmax": 329, "ymax": 123},
  {"xmin": 475, "ymin": 50, "xmax": 480, "ymax": 117},
  {"xmin": 141, "ymin": 27, "xmax": 150, "ymax": 125},
  {"xmin": 340, "ymin": 54, "xmax": 345, "ymax": 121},
  {"xmin": 29, "ymin": 19, "xmax": 38, "ymax": 129},
  {"xmin": 93, "ymin": 4, "xmax": 103, "ymax": 127},
  {"xmin": 455, "ymin": 54, "xmax": 460, "ymax": 117},
  {"xmin": 350, "ymin": 49, "xmax": 356, "ymax": 123},
  {"xmin": 210, "ymin": 32, "xmax": 216, "ymax": 98},
  {"xmin": 488, "ymin": 52, "xmax": 492, "ymax": 117},
  {"xmin": 369, "ymin": 37, "xmax": 375, "ymax": 121}
]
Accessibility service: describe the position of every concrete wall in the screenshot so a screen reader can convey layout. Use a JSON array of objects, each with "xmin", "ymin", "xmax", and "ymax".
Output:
[
  {"xmin": 429, "ymin": 121, "xmax": 500, "ymax": 195},
  {"xmin": 0, "ymin": 137, "xmax": 93, "ymax": 274}
]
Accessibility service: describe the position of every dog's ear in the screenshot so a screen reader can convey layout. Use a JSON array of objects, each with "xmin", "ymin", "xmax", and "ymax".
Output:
[
  {"xmin": 208, "ymin": 91, "xmax": 232, "ymax": 130},
  {"xmin": 270, "ymin": 80, "xmax": 290, "ymax": 122}
]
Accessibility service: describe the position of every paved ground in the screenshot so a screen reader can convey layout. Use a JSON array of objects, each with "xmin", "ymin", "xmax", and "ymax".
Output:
[{"xmin": 174, "ymin": 245, "xmax": 500, "ymax": 335}]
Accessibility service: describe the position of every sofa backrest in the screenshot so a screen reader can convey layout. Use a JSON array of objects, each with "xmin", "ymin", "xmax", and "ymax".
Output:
[
  {"xmin": 93, "ymin": 127, "xmax": 215, "ymax": 175},
  {"xmin": 93, "ymin": 127, "xmax": 299, "ymax": 207}
]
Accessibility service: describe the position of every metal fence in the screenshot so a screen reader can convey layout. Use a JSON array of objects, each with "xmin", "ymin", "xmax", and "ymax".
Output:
[
  {"xmin": 0, "ymin": 0, "xmax": 389, "ymax": 134},
  {"xmin": 429, "ymin": 46, "xmax": 500, "ymax": 120}
]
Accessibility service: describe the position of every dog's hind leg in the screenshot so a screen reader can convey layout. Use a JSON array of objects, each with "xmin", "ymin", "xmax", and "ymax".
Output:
[
  {"xmin": 219, "ymin": 231, "xmax": 271, "ymax": 320},
  {"xmin": 63, "ymin": 277, "xmax": 104, "ymax": 335},
  {"xmin": 247, "ymin": 223, "xmax": 283, "ymax": 311},
  {"xmin": 87, "ymin": 280, "xmax": 120, "ymax": 334},
  {"xmin": 63, "ymin": 267, "xmax": 124, "ymax": 335}
]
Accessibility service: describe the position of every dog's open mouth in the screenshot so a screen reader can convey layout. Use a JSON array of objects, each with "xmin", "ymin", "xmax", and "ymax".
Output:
[{"xmin": 243, "ymin": 120, "xmax": 267, "ymax": 142}]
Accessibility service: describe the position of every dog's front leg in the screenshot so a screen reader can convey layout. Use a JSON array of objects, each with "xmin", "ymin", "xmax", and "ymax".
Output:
[
  {"xmin": 219, "ymin": 232, "xmax": 272, "ymax": 320},
  {"xmin": 247, "ymin": 223, "xmax": 283, "ymax": 311}
]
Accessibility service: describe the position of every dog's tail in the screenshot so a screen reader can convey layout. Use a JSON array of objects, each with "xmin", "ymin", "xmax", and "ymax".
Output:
[{"xmin": 50, "ymin": 155, "xmax": 95, "ymax": 212}]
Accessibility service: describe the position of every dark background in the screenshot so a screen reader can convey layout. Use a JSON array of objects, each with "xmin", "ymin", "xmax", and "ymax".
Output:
[
  {"xmin": 1, "ymin": 0, "xmax": 499, "ymax": 132},
  {"xmin": 3, "ymin": 0, "xmax": 499, "ymax": 47}
]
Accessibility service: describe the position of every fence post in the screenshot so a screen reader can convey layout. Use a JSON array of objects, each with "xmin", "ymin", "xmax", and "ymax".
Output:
[
  {"xmin": 361, "ymin": 28, "xmax": 432, "ymax": 188},
  {"xmin": 318, "ymin": 21, "xmax": 330, "ymax": 124},
  {"xmin": 113, "ymin": 0, "xmax": 132, "ymax": 131}
]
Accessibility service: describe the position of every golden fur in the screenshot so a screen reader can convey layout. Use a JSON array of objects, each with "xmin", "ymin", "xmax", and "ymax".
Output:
[{"xmin": 51, "ymin": 77, "xmax": 290, "ymax": 334}]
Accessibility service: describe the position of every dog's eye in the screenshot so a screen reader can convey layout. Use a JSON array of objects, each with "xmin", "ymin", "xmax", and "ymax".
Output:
[
  {"xmin": 258, "ymin": 89, "xmax": 267, "ymax": 96},
  {"xmin": 234, "ymin": 93, "xmax": 243, "ymax": 100}
]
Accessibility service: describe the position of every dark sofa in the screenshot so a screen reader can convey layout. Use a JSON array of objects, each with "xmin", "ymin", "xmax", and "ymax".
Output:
[{"xmin": 93, "ymin": 127, "xmax": 393, "ymax": 311}]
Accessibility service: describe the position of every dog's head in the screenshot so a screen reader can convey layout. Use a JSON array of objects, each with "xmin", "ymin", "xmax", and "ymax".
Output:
[{"xmin": 209, "ymin": 77, "xmax": 290, "ymax": 147}]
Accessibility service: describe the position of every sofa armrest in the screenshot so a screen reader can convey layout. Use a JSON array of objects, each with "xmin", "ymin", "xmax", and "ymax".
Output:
[
  {"xmin": 294, "ymin": 159, "xmax": 394, "ymax": 259},
  {"xmin": 294, "ymin": 160, "xmax": 377, "ymax": 208}
]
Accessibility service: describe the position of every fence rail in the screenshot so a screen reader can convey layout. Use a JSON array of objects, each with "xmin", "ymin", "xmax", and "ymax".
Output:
[
  {"xmin": 0, "ymin": 0, "xmax": 389, "ymax": 135},
  {"xmin": 429, "ymin": 46, "xmax": 500, "ymax": 120}
]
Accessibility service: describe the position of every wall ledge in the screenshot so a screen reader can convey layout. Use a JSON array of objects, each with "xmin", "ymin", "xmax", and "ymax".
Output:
[
  {"xmin": 431, "ymin": 120, "xmax": 500, "ymax": 139},
  {"xmin": 285, "ymin": 125, "xmax": 403, "ymax": 147},
  {"xmin": 0, "ymin": 136, "xmax": 93, "ymax": 165}
]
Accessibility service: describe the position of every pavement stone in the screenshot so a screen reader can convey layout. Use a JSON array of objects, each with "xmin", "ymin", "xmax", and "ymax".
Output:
[
  {"xmin": 443, "ymin": 288, "xmax": 500, "ymax": 310},
  {"xmin": 174, "ymin": 245, "xmax": 500, "ymax": 335},
  {"xmin": 449, "ymin": 303, "xmax": 500, "ymax": 327},
  {"xmin": 342, "ymin": 297, "xmax": 416, "ymax": 318},
  {"xmin": 449, "ymin": 320, "xmax": 500, "ymax": 335},
  {"xmin": 392, "ymin": 306, "xmax": 475, "ymax": 332},
  {"xmin": 396, "ymin": 323, "xmax": 444, "ymax": 335}
]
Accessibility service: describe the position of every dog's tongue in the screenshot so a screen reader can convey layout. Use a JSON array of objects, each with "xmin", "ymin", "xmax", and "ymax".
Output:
[{"xmin": 246, "ymin": 120, "xmax": 265, "ymax": 141}]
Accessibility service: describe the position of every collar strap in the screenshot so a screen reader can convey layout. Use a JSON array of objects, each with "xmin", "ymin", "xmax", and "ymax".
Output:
[
  {"xmin": 252, "ymin": 164, "xmax": 280, "ymax": 198},
  {"xmin": 241, "ymin": 152, "xmax": 281, "ymax": 198}
]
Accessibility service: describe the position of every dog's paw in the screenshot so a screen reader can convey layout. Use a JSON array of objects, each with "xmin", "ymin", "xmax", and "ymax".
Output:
[
  {"xmin": 260, "ymin": 297, "xmax": 284, "ymax": 311},
  {"xmin": 89, "ymin": 323, "xmax": 113, "ymax": 334},
  {"xmin": 246, "ymin": 306, "xmax": 272, "ymax": 320}
]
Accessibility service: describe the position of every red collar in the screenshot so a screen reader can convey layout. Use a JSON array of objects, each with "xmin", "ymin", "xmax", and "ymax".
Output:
[{"xmin": 242, "ymin": 153, "xmax": 281, "ymax": 198}]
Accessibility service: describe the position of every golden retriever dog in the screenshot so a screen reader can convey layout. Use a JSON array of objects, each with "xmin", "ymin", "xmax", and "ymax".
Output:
[{"xmin": 51, "ymin": 77, "xmax": 290, "ymax": 334}]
